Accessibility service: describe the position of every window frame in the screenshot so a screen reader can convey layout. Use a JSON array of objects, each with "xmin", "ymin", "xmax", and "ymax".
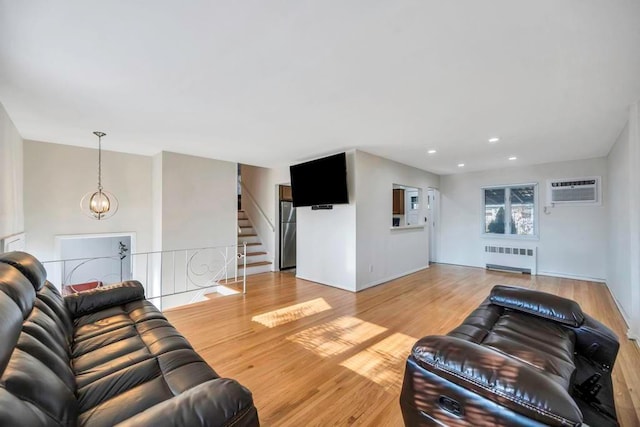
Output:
[{"xmin": 481, "ymin": 182, "xmax": 539, "ymax": 240}]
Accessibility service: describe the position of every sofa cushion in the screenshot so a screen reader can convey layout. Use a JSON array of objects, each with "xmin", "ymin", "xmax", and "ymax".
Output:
[
  {"xmin": 65, "ymin": 281, "xmax": 146, "ymax": 317},
  {"xmin": 71, "ymin": 299, "xmax": 221, "ymax": 427},
  {"xmin": 1, "ymin": 251, "xmax": 258, "ymax": 427},
  {"xmin": 482, "ymin": 311, "xmax": 577, "ymax": 389},
  {"xmin": 447, "ymin": 298, "xmax": 501, "ymax": 343},
  {"xmin": 37, "ymin": 281, "xmax": 74, "ymax": 345},
  {"xmin": 1, "ymin": 272, "xmax": 78, "ymax": 426},
  {"xmin": 449, "ymin": 297, "xmax": 577, "ymax": 390},
  {"xmin": 0, "ymin": 266, "xmax": 31, "ymax": 375},
  {"xmin": 490, "ymin": 285, "xmax": 585, "ymax": 327},
  {"xmin": 0, "ymin": 251, "xmax": 47, "ymax": 291},
  {"xmin": 0, "ymin": 263, "xmax": 36, "ymax": 319},
  {"xmin": 410, "ymin": 335, "xmax": 583, "ymax": 427}
]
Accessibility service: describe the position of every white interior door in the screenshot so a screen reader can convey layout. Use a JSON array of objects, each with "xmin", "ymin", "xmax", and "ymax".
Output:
[{"xmin": 406, "ymin": 190, "xmax": 420, "ymax": 225}]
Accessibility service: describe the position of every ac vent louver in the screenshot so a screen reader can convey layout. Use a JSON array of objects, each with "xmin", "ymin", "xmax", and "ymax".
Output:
[{"xmin": 547, "ymin": 177, "xmax": 601, "ymax": 205}]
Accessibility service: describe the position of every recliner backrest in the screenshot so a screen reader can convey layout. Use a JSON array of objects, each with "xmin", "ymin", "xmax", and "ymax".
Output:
[{"xmin": 0, "ymin": 252, "xmax": 78, "ymax": 427}]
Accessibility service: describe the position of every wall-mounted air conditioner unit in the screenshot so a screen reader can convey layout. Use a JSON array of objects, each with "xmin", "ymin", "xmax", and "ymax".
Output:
[{"xmin": 547, "ymin": 176, "xmax": 601, "ymax": 205}]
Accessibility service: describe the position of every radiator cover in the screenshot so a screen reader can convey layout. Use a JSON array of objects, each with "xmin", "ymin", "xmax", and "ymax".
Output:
[{"xmin": 484, "ymin": 245, "xmax": 537, "ymax": 275}]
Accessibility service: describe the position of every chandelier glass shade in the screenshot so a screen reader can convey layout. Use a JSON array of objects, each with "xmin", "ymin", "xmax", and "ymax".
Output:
[{"xmin": 81, "ymin": 131, "xmax": 118, "ymax": 220}]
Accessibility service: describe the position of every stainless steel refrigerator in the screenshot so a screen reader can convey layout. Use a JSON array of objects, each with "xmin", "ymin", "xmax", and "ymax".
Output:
[{"xmin": 280, "ymin": 201, "xmax": 296, "ymax": 270}]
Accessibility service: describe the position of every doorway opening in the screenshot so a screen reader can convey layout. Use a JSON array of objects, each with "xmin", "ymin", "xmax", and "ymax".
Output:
[
  {"xmin": 54, "ymin": 232, "xmax": 135, "ymax": 287},
  {"xmin": 427, "ymin": 188, "xmax": 440, "ymax": 264},
  {"xmin": 278, "ymin": 185, "xmax": 296, "ymax": 270}
]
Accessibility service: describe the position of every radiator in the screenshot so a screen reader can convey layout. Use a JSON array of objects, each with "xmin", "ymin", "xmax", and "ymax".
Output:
[{"xmin": 484, "ymin": 245, "xmax": 537, "ymax": 275}]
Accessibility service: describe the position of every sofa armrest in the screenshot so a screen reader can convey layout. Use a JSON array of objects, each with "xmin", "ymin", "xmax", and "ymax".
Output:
[
  {"xmin": 64, "ymin": 280, "xmax": 145, "ymax": 318},
  {"xmin": 574, "ymin": 313, "xmax": 619, "ymax": 370},
  {"xmin": 412, "ymin": 335, "xmax": 583, "ymax": 427},
  {"xmin": 115, "ymin": 378, "xmax": 259, "ymax": 427},
  {"xmin": 490, "ymin": 285, "xmax": 585, "ymax": 327}
]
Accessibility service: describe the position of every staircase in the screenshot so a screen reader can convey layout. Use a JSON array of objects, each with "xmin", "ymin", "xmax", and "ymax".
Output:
[{"xmin": 237, "ymin": 210, "xmax": 272, "ymax": 276}]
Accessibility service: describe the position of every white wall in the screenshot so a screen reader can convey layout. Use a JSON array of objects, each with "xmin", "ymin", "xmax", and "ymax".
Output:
[
  {"xmin": 160, "ymin": 151, "xmax": 237, "ymax": 250},
  {"xmin": 439, "ymin": 158, "xmax": 608, "ymax": 281},
  {"xmin": 240, "ymin": 163, "xmax": 290, "ymax": 268},
  {"xmin": 23, "ymin": 140, "xmax": 153, "ymax": 261},
  {"xmin": 151, "ymin": 153, "xmax": 163, "ymax": 251},
  {"xmin": 607, "ymin": 102, "xmax": 640, "ymax": 340},
  {"xmin": 296, "ymin": 151, "xmax": 357, "ymax": 291},
  {"xmin": 355, "ymin": 151, "xmax": 439, "ymax": 290},
  {"xmin": 0, "ymin": 102, "xmax": 24, "ymax": 240}
]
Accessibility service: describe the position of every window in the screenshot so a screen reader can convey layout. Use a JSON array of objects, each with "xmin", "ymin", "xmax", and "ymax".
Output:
[
  {"xmin": 483, "ymin": 184, "xmax": 537, "ymax": 237},
  {"xmin": 392, "ymin": 184, "xmax": 422, "ymax": 227}
]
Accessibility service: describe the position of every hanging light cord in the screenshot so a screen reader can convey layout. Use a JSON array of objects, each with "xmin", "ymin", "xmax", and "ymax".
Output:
[
  {"xmin": 97, "ymin": 134, "xmax": 102, "ymax": 191},
  {"xmin": 94, "ymin": 131, "xmax": 106, "ymax": 192}
]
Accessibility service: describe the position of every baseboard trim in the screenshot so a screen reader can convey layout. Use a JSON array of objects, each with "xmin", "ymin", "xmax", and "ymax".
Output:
[
  {"xmin": 295, "ymin": 274, "xmax": 356, "ymax": 292},
  {"xmin": 357, "ymin": 265, "xmax": 429, "ymax": 291},
  {"xmin": 536, "ymin": 271, "xmax": 606, "ymax": 283},
  {"xmin": 436, "ymin": 261, "xmax": 606, "ymax": 283},
  {"xmin": 602, "ymin": 282, "xmax": 639, "ymax": 344}
]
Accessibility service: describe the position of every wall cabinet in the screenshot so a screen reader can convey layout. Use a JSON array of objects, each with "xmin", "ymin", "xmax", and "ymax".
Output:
[
  {"xmin": 393, "ymin": 189, "xmax": 405, "ymax": 214},
  {"xmin": 279, "ymin": 185, "xmax": 293, "ymax": 201}
]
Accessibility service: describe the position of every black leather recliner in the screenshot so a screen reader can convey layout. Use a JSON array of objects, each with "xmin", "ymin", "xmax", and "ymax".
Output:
[
  {"xmin": 0, "ymin": 251, "xmax": 259, "ymax": 427},
  {"xmin": 400, "ymin": 285, "xmax": 620, "ymax": 427}
]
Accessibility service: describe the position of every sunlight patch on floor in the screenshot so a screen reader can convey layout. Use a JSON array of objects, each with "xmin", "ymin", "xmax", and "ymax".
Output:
[
  {"xmin": 287, "ymin": 316, "xmax": 387, "ymax": 357},
  {"xmin": 340, "ymin": 332, "xmax": 417, "ymax": 392},
  {"xmin": 252, "ymin": 297, "xmax": 332, "ymax": 328}
]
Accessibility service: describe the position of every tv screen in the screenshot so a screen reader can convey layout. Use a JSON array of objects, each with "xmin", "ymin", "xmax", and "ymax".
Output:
[{"xmin": 290, "ymin": 152, "xmax": 349, "ymax": 207}]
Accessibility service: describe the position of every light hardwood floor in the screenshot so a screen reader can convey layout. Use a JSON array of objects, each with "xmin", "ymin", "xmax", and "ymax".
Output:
[{"xmin": 164, "ymin": 264, "xmax": 640, "ymax": 426}]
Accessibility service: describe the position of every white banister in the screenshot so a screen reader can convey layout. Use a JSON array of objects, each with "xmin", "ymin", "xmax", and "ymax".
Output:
[
  {"xmin": 41, "ymin": 244, "xmax": 247, "ymax": 311},
  {"xmin": 240, "ymin": 181, "xmax": 275, "ymax": 232}
]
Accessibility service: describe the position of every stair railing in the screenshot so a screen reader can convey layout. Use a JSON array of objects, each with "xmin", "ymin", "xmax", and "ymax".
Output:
[
  {"xmin": 41, "ymin": 243, "xmax": 248, "ymax": 311},
  {"xmin": 239, "ymin": 180, "xmax": 275, "ymax": 232}
]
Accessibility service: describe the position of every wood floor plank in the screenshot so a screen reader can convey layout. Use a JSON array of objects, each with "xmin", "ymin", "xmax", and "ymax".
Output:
[{"xmin": 164, "ymin": 264, "xmax": 640, "ymax": 426}]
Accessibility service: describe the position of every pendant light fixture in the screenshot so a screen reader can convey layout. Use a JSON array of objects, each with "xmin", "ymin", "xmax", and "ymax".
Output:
[{"xmin": 80, "ymin": 131, "xmax": 118, "ymax": 219}]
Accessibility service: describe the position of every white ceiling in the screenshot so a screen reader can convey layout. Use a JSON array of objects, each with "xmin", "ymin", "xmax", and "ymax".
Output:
[{"xmin": 1, "ymin": 1, "xmax": 639, "ymax": 174}]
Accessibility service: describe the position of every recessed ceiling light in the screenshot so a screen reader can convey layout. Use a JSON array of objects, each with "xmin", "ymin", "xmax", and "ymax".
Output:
[
  {"xmin": 488, "ymin": 137, "xmax": 500, "ymax": 143},
  {"xmin": 427, "ymin": 149, "xmax": 437, "ymax": 154},
  {"xmin": 508, "ymin": 156, "xmax": 517, "ymax": 160},
  {"xmin": 457, "ymin": 163, "xmax": 465, "ymax": 168}
]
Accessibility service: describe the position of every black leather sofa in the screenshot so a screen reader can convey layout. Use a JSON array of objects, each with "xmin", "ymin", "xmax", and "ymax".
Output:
[
  {"xmin": 400, "ymin": 285, "xmax": 620, "ymax": 427},
  {"xmin": 0, "ymin": 251, "xmax": 259, "ymax": 427}
]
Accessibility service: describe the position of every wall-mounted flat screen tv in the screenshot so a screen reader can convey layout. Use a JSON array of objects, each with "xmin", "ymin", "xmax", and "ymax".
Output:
[{"xmin": 290, "ymin": 152, "xmax": 349, "ymax": 207}]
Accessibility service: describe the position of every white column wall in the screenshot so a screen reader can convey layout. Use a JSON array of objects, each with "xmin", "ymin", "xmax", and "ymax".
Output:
[
  {"xmin": 0, "ymin": 102, "xmax": 24, "ymax": 241},
  {"xmin": 608, "ymin": 102, "xmax": 640, "ymax": 340},
  {"xmin": 296, "ymin": 151, "xmax": 357, "ymax": 291},
  {"xmin": 160, "ymin": 151, "xmax": 237, "ymax": 250},
  {"xmin": 354, "ymin": 150, "xmax": 439, "ymax": 290}
]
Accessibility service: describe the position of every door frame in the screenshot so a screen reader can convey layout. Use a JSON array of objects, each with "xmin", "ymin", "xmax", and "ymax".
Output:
[{"xmin": 427, "ymin": 188, "xmax": 440, "ymax": 263}]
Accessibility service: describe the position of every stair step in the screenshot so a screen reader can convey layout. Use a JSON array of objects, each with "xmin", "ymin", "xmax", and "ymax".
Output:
[
  {"xmin": 239, "ymin": 261, "xmax": 272, "ymax": 268},
  {"xmin": 239, "ymin": 225, "xmax": 253, "ymax": 229},
  {"xmin": 238, "ymin": 233, "xmax": 257, "ymax": 237},
  {"xmin": 238, "ymin": 242, "xmax": 261, "ymax": 247},
  {"xmin": 246, "ymin": 251, "xmax": 267, "ymax": 256}
]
